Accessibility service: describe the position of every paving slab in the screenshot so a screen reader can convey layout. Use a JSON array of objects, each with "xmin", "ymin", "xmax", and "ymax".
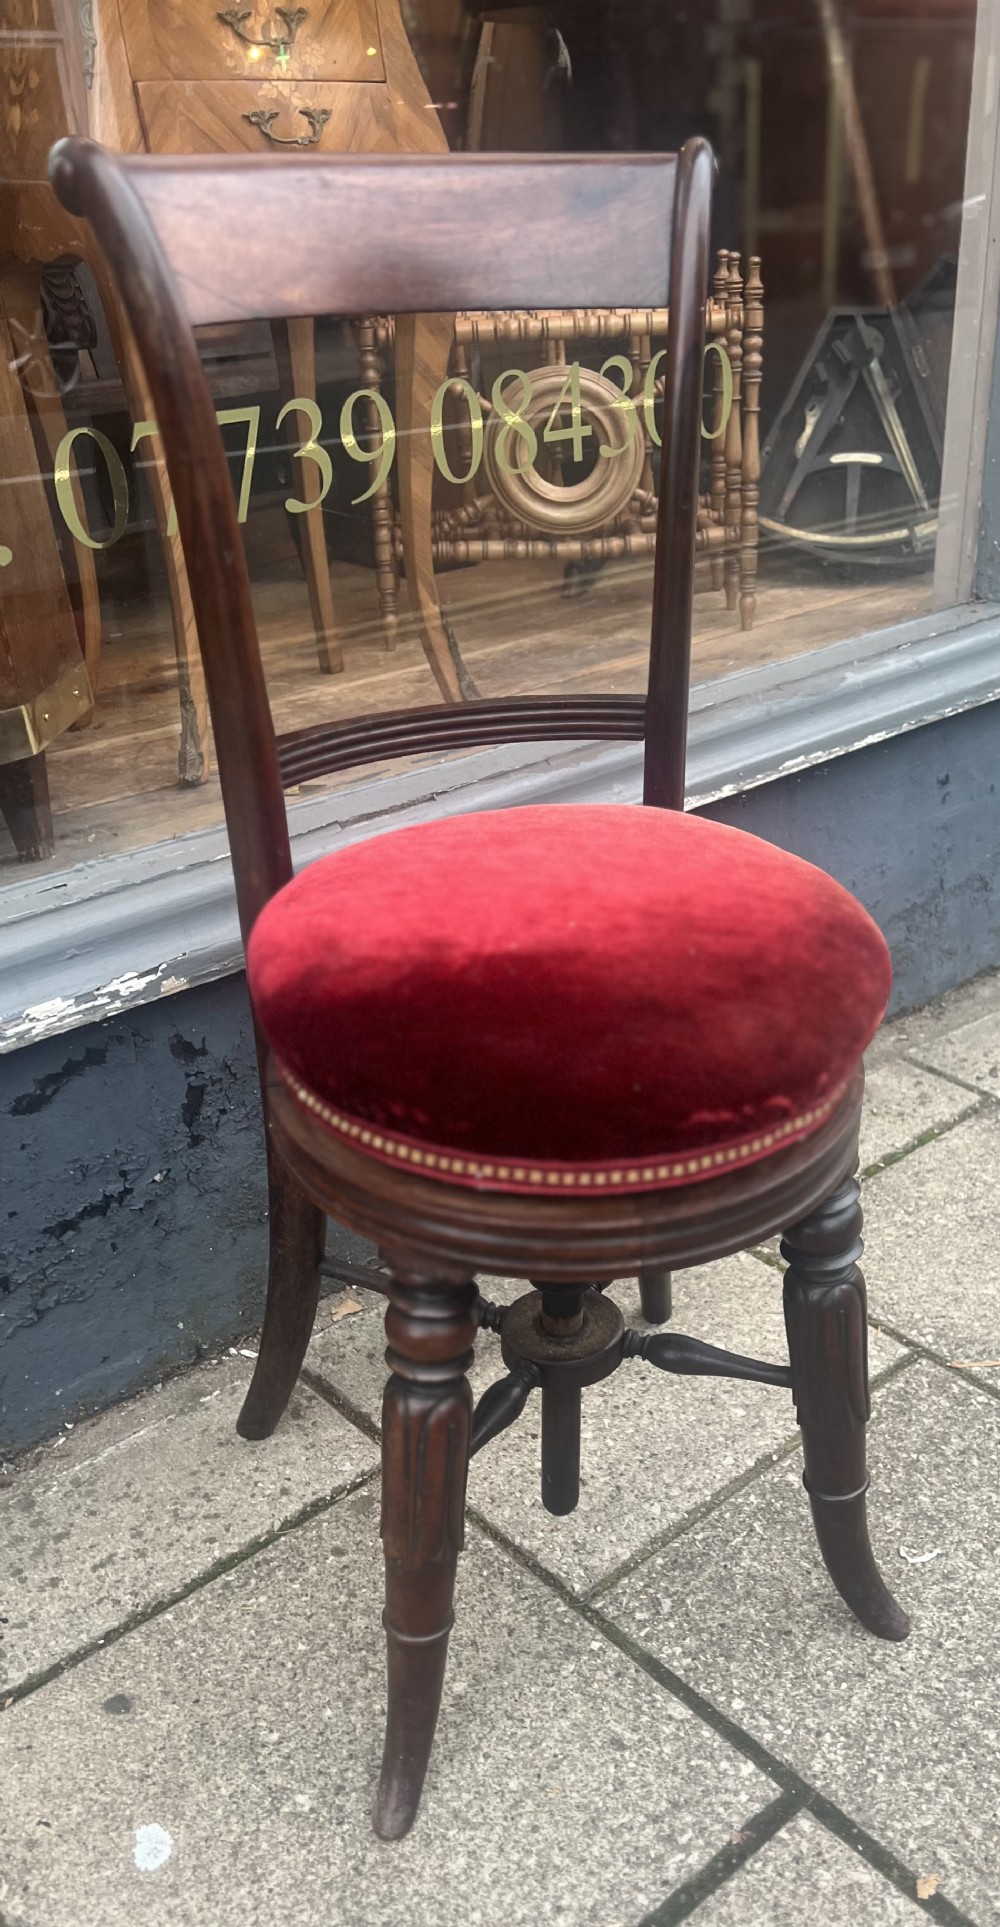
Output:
[
  {"xmin": 889, "ymin": 966, "xmax": 1000, "ymax": 1058},
  {"xmin": 308, "ymin": 1264, "xmax": 902, "ymax": 1599},
  {"xmin": 603, "ymin": 1363, "xmax": 1000, "ymax": 1924},
  {"xmin": 906, "ymin": 1005, "xmax": 1000, "ymax": 1099},
  {"xmin": 0, "ymin": 1357, "xmax": 377, "ymax": 1693},
  {"xmin": 688, "ymin": 1811, "xmax": 928, "ymax": 1925},
  {"xmin": 0, "ymin": 1499, "xmax": 770, "ymax": 1927},
  {"xmin": 861, "ymin": 1106, "xmax": 1000, "ymax": 1378},
  {"xmin": 859, "ymin": 1049, "xmax": 978, "ymax": 1170}
]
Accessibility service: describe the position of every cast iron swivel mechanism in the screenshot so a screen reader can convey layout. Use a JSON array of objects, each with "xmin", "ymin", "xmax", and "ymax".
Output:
[{"xmin": 469, "ymin": 1281, "xmax": 791, "ymax": 1515}]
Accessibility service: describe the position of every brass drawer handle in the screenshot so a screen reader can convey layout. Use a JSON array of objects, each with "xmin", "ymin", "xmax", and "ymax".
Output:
[
  {"xmin": 244, "ymin": 106, "xmax": 331, "ymax": 145},
  {"xmin": 218, "ymin": 7, "xmax": 308, "ymax": 65}
]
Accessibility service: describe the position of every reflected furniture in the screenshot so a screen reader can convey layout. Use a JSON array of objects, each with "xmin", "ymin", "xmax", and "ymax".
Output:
[
  {"xmin": 379, "ymin": 248, "xmax": 763, "ymax": 633},
  {"xmin": 55, "ymin": 133, "xmax": 909, "ymax": 1842},
  {"xmin": 0, "ymin": 298, "xmax": 92, "ymax": 860},
  {"xmin": 1, "ymin": 0, "xmax": 464, "ymax": 848}
]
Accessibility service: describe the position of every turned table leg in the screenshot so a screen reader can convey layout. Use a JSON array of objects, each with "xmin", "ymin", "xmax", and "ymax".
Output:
[
  {"xmin": 394, "ymin": 312, "xmax": 472, "ymax": 702},
  {"xmin": 275, "ymin": 317, "xmax": 345, "ymax": 676},
  {"xmin": 91, "ymin": 260, "xmax": 210, "ymax": 785}
]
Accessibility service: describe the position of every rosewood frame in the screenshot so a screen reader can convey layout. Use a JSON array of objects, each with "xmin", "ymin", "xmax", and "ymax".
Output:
[{"xmin": 51, "ymin": 138, "xmax": 907, "ymax": 1841}]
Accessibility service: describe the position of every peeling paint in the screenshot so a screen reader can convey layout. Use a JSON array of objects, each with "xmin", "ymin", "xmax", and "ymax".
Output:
[
  {"xmin": 8, "ymin": 1047, "xmax": 108, "ymax": 1116},
  {"xmin": 2, "ymin": 969, "xmax": 189, "ymax": 1054}
]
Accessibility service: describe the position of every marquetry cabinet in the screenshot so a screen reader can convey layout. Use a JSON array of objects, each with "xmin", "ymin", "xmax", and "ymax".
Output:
[{"xmin": 1, "ymin": 0, "xmax": 460, "ymax": 856}]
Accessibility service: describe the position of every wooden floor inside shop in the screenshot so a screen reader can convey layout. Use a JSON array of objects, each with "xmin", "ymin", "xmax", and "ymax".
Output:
[{"xmin": 12, "ymin": 535, "xmax": 933, "ymax": 877}]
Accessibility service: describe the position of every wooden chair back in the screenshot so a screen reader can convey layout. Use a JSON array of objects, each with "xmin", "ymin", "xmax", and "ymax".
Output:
[{"xmin": 50, "ymin": 140, "xmax": 714, "ymax": 944}]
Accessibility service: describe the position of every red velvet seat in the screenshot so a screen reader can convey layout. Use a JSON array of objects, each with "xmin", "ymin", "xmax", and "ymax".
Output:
[{"xmin": 248, "ymin": 804, "xmax": 890, "ymax": 1194}]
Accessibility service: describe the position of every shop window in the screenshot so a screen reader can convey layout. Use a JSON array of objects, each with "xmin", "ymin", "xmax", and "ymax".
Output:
[{"xmin": 0, "ymin": 0, "xmax": 983, "ymax": 875}]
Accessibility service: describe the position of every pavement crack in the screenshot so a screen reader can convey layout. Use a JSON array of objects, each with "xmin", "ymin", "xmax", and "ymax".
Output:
[
  {"xmin": 863, "ymin": 1319, "xmax": 1000, "ymax": 1404},
  {"xmin": 902, "ymin": 1052, "xmax": 1000, "ymax": 1104},
  {"xmin": 467, "ymin": 1510, "xmax": 976, "ymax": 1927},
  {"xmin": 633, "ymin": 1789, "xmax": 805, "ymax": 1925},
  {"xmin": 0, "ymin": 1465, "xmax": 378, "ymax": 1714},
  {"xmin": 299, "ymin": 1366, "xmax": 382, "ymax": 1444},
  {"xmin": 860, "ymin": 1105, "xmax": 982, "ymax": 1182},
  {"xmin": 584, "ymin": 1430, "xmax": 805, "ymax": 1605}
]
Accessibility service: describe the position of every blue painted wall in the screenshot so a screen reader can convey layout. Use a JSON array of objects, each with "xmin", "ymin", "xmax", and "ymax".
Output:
[
  {"xmin": 0, "ymin": 981, "xmax": 372, "ymax": 1456},
  {"xmin": 3, "ymin": 699, "xmax": 998, "ymax": 1454}
]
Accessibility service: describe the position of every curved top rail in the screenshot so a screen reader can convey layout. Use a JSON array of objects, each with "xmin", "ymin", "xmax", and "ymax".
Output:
[{"xmin": 51, "ymin": 144, "xmax": 682, "ymax": 325}]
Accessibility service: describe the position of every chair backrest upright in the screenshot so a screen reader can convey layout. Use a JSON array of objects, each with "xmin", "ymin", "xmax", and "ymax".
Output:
[{"xmin": 50, "ymin": 140, "xmax": 714, "ymax": 946}]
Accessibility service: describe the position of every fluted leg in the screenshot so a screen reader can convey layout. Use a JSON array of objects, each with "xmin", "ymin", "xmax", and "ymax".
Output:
[
  {"xmin": 781, "ymin": 1177, "xmax": 909, "ymax": 1641},
  {"xmin": 376, "ymin": 1276, "xmax": 476, "ymax": 1840},
  {"xmin": 237, "ymin": 1148, "xmax": 326, "ymax": 1440},
  {"xmin": 639, "ymin": 1269, "xmax": 672, "ymax": 1324}
]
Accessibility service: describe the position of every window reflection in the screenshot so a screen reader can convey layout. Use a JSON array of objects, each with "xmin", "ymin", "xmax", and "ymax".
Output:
[{"xmin": 0, "ymin": 0, "xmax": 980, "ymax": 872}]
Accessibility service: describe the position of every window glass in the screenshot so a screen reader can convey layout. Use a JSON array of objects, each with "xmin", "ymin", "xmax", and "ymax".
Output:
[{"xmin": 0, "ymin": 0, "xmax": 980, "ymax": 874}]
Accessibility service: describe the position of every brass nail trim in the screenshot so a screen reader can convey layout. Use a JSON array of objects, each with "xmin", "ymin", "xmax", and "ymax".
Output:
[{"xmin": 277, "ymin": 1060, "xmax": 847, "ymax": 1195}]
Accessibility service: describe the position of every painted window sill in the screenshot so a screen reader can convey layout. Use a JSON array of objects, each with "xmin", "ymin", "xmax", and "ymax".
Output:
[{"xmin": 2, "ymin": 599, "xmax": 998, "ymax": 1052}]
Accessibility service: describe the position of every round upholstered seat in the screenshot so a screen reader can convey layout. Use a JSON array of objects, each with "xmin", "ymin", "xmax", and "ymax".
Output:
[{"xmin": 247, "ymin": 805, "xmax": 890, "ymax": 1195}]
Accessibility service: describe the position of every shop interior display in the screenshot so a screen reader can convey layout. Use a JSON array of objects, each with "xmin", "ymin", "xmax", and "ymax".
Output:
[
  {"xmin": 0, "ymin": 0, "xmax": 460, "ymax": 860},
  {"xmin": 383, "ymin": 250, "xmax": 764, "ymax": 634},
  {"xmin": 0, "ymin": 1, "xmax": 980, "ymax": 870},
  {"xmin": 759, "ymin": 264, "xmax": 954, "ymax": 562},
  {"xmin": 0, "ymin": 292, "xmax": 93, "ymax": 860}
]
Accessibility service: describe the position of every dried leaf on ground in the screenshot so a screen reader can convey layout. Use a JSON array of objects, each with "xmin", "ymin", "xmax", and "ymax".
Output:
[{"xmin": 328, "ymin": 1296, "xmax": 364, "ymax": 1324}]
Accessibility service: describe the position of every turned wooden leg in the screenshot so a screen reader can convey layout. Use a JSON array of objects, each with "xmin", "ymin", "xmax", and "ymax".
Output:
[
  {"xmin": 781, "ymin": 1176, "xmax": 909, "ymax": 1641},
  {"xmin": 276, "ymin": 317, "xmax": 344, "ymax": 676},
  {"xmin": 639, "ymin": 1269, "xmax": 672, "ymax": 1324},
  {"xmin": 394, "ymin": 312, "xmax": 473, "ymax": 702},
  {"xmin": 236, "ymin": 1147, "xmax": 326, "ymax": 1440},
  {"xmin": 376, "ymin": 1275, "xmax": 476, "ymax": 1840},
  {"xmin": 0, "ymin": 752, "xmax": 54, "ymax": 862}
]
